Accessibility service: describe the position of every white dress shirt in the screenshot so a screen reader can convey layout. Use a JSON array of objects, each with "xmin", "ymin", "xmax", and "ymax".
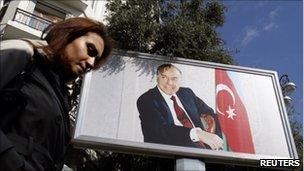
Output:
[{"xmin": 157, "ymin": 86, "xmax": 202, "ymax": 142}]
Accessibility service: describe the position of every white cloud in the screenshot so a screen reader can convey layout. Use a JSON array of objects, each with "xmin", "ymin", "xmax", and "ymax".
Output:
[
  {"xmin": 235, "ymin": 5, "xmax": 280, "ymax": 48},
  {"xmin": 240, "ymin": 22, "xmax": 278, "ymax": 47},
  {"xmin": 263, "ymin": 22, "xmax": 278, "ymax": 31},
  {"xmin": 241, "ymin": 28, "xmax": 259, "ymax": 46},
  {"xmin": 269, "ymin": 8, "xmax": 279, "ymax": 19}
]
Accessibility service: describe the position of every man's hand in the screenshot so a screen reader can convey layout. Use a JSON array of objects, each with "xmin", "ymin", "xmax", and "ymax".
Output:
[{"xmin": 196, "ymin": 129, "xmax": 223, "ymax": 150}]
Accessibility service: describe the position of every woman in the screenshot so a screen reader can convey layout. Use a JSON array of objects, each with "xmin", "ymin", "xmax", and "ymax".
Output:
[{"xmin": 0, "ymin": 17, "xmax": 113, "ymax": 171}]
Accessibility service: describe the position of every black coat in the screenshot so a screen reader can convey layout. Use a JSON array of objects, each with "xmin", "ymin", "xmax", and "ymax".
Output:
[{"xmin": 0, "ymin": 40, "xmax": 70, "ymax": 171}]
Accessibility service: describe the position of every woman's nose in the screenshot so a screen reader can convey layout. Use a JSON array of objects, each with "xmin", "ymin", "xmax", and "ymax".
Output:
[{"xmin": 85, "ymin": 57, "xmax": 95, "ymax": 70}]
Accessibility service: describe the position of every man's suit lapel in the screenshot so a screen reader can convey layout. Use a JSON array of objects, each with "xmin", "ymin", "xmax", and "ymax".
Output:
[
  {"xmin": 152, "ymin": 87, "xmax": 174, "ymax": 125},
  {"xmin": 177, "ymin": 88, "xmax": 202, "ymax": 129}
]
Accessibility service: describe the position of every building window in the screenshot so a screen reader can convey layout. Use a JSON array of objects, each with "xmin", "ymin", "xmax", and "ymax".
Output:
[
  {"xmin": 34, "ymin": 1, "xmax": 66, "ymax": 23},
  {"xmin": 13, "ymin": 1, "xmax": 66, "ymax": 32},
  {"xmin": 28, "ymin": 1, "xmax": 66, "ymax": 31}
]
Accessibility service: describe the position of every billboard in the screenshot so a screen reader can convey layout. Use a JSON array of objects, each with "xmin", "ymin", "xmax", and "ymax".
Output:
[{"xmin": 72, "ymin": 51, "xmax": 298, "ymax": 166}]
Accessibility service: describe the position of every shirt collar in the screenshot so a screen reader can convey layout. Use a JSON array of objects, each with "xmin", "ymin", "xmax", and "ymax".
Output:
[{"xmin": 157, "ymin": 86, "xmax": 177, "ymax": 100}]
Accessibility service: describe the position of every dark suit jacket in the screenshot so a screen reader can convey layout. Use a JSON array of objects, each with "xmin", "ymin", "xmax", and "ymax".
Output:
[{"xmin": 137, "ymin": 86, "xmax": 222, "ymax": 148}]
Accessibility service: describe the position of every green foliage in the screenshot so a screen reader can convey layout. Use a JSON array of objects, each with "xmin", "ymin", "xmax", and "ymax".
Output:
[
  {"xmin": 106, "ymin": 0, "xmax": 161, "ymax": 52},
  {"xmin": 287, "ymin": 106, "xmax": 303, "ymax": 167},
  {"xmin": 289, "ymin": 116, "xmax": 303, "ymax": 164},
  {"xmin": 106, "ymin": 0, "xmax": 234, "ymax": 64}
]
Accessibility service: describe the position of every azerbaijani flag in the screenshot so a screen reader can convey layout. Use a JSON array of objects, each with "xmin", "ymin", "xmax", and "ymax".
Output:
[{"xmin": 215, "ymin": 69, "xmax": 255, "ymax": 154}]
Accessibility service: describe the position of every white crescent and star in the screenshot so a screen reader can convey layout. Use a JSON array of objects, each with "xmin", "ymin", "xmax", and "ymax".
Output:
[{"xmin": 216, "ymin": 84, "xmax": 237, "ymax": 120}]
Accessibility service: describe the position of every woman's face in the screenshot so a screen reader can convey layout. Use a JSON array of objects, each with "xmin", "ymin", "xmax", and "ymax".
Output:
[{"xmin": 61, "ymin": 32, "xmax": 104, "ymax": 80}]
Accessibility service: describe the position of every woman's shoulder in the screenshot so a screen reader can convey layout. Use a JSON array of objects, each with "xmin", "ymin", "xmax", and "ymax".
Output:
[
  {"xmin": 1, "ymin": 39, "xmax": 34, "ymax": 56},
  {"xmin": 0, "ymin": 39, "xmax": 43, "ymax": 89},
  {"xmin": 1, "ymin": 39, "xmax": 47, "ymax": 55}
]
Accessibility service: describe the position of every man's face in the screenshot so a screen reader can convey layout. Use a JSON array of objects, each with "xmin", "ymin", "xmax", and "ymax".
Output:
[
  {"xmin": 157, "ymin": 67, "xmax": 181, "ymax": 95},
  {"xmin": 61, "ymin": 32, "xmax": 104, "ymax": 81}
]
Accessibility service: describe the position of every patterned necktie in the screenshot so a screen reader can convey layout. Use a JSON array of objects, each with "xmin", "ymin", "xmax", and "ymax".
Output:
[{"xmin": 170, "ymin": 95, "xmax": 207, "ymax": 148}]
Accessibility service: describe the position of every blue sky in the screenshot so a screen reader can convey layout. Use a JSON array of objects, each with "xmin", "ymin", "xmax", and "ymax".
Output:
[{"xmin": 217, "ymin": 1, "xmax": 303, "ymax": 125}]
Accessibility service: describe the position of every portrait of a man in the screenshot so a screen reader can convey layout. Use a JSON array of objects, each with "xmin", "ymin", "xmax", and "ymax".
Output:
[{"xmin": 137, "ymin": 64, "xmax": 223, "ymax": 150}]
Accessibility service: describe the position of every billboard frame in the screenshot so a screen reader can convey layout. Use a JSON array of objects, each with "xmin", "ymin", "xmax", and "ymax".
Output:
[{"xmin": 72, "ymin": 50, "xmax": 298, "ymax": 166}]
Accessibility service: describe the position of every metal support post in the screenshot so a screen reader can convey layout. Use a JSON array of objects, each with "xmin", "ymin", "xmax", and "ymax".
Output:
[{"xmin": 175, "ymin": 158, "xmax": 206, "ymax": 171}]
